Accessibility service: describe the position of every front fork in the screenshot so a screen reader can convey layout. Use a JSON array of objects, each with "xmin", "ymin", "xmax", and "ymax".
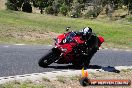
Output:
[{"xmin": 52, "ymin": 47, "xmax": 61, "ymax": 56}]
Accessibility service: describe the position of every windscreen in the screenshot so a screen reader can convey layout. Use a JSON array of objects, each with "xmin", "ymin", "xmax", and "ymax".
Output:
[{"xmin": 65, "ymin": 32, "xmax": 76, "ymax": 43}]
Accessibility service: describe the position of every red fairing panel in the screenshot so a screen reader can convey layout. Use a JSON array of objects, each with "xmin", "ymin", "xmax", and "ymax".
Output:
[
  {"xmin": 60, "ymin": 43, "xmax": 76, "ymax": 62},
  {"xmin": 73, "ymin": 36, "xmax": 85, "ymax": 44},
  {"xmin": 98, "ymin": 36, "xmax": 104, "ymax": 47}
]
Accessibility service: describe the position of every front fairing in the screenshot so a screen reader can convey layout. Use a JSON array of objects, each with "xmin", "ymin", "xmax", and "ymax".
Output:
[{"xmin": 54, "ymin": 32, "xmax": 77, "ymax": 62}]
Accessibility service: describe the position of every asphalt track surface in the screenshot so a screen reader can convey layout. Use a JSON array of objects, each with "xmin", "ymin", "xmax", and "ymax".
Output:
[{"xmin": 0, "ymin": 45, "xmax": 132, "ymax": 77}]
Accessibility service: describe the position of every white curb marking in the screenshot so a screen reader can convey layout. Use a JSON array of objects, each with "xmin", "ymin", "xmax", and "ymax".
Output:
[
  {"xmin": 3, "ymin": 46, "xmax": 9, "ymax": 48},
  {"xmin": 48, "ymin": 45, "xmax": 52, "ymax": 46},
  {"xmin": 125, "ymin": 49, "xmax": 131, "ymax": 52},
  {"xmin": 14, "ymin": 44, "xmax": 26, "ymax": 46},
  {"xmin": 0, "ymin": 66, "xmax": 132, "ymax": 84},
  {"xmin": 100, "ymin": 47, "xmax": 132, "ymax": 52},
  {"xmin": 113, "ymin": 48, "xmax": 118, "ymax": 51}
]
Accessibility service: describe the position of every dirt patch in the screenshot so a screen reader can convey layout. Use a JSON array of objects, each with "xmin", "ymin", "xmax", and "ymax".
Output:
[
  {"xmin": 14, "ymin": 32, "xmax": 57, "ymax": 40},
  {"xmin": 4, "ymin": 31, "xmax": 60, "ymax": 41},
  {"xmin": 0, "ymin": 0, "xmax": 6, "ymax": 10}
]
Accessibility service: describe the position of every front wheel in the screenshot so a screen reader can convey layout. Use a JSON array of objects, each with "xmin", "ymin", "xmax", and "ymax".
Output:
[{"xmin": 38, "ymin": 50, "xmax": 58, "ymax": 67}]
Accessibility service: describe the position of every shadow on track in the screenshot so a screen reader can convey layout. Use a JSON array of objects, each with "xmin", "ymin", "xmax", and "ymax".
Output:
[{"xmin": 45, "ymin": 65, "xmax": 120, "ymax": 73}]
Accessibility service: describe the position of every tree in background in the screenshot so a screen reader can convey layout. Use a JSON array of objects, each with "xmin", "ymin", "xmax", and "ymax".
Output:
[
  {"xmin": 6, "ymin": 0, "xmax": 24, "ymax": 11},
  {"xmin": 123, "ymin": 0, "xmax": 132, "ymax": 14},
  {"xmin": 32, "ymin": 0, "xmax": 51, "ymax": 14},
  {"xmin": 5, "ymin": 0, "xmax": 132, "ymax": 18},
  {"xmin": 22, "ymin": 0, "xmax": 32, "ymax": 13},
  {"xmin": 6, "ymin": 0, "xmax": 32, "ymax": 13},
  {"xmin": 83, "ymin": 0, "xmax": 103, "ymax": 18},
  {"xmin": 52, "ymin": 0, "xmax": 60, "ymax": 15},
  {"xmin": 71, "ymin": 0, "xmax": 83, "ymax": 18},
  {"xmin": 60, "ymin": 4, "xmax": 69, "ymax": 16}
]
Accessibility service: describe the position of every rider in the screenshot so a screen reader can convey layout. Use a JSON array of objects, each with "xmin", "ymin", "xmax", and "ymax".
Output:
[
  {"xmin": 80, "ymin": 27, "xmax": 93, "ymax": 40},
  {"xmin": 75, "ymin": 27, "xmax": 96, "ymax": 42},
  {"xmin": 81, "ymin": 27, "xmax": 100, "ymax": 62},
  {"xmin": 74, "ymin": 27, "xmax": 99, "ymax": 51},
  {"xmin": 80, "ymin": 27, "xmax": 92, "ymax": 34},
  {"xmin": 68, "ymin": 27, "xmax": 100, "ymax": 50},
  {"xmin": 75, "ymin": 27, "xmax": 99, "ymax": 65}
]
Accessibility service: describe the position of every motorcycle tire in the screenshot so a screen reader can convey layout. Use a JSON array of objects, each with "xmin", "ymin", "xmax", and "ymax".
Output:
[{"xmin": 38, "ymin": 50, "xmax": 57, "ymax": 67}]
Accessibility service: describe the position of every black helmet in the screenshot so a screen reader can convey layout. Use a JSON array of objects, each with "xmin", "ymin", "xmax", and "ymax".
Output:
[{"xmin": 82, "ymin": 27, "xmax": 92, "ymax": 34}]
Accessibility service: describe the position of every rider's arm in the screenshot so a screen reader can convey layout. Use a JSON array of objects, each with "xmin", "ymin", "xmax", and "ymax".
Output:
[{"xmin": 74, "ymin": 31, "xmax": 83, "ymax": 36}]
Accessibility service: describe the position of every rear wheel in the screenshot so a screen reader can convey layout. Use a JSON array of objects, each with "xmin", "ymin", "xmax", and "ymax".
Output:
[{"xmin": 38, "ymin": 50, "xmax": 58, "ymax": 67}]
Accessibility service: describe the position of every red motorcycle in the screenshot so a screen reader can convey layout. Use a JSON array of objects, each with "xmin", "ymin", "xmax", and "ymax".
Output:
[{"xmin": 38, "ymin": 27, "xmax": 104, "ymax": 67}]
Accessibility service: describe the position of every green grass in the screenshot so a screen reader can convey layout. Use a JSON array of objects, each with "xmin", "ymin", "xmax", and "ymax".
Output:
[
  {"xmin": 56, "ymin": 76, "xmax": 66, "ymax": 83},
  {"xmin": 126, "ymin": 15, "xmax": 132, "ymax": 22},
  {"xmin": 0, "ymin": 10, "xmax": 132, "ymax": 48},
  {"xmin": 0, "ymin": 80, "xmax": 44, "ymax": 88}
]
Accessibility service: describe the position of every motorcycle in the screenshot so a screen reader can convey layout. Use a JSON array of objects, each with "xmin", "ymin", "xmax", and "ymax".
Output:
[{"xmin": 38, "ymin": 27, "xmax": 104, "ymax": 67}]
